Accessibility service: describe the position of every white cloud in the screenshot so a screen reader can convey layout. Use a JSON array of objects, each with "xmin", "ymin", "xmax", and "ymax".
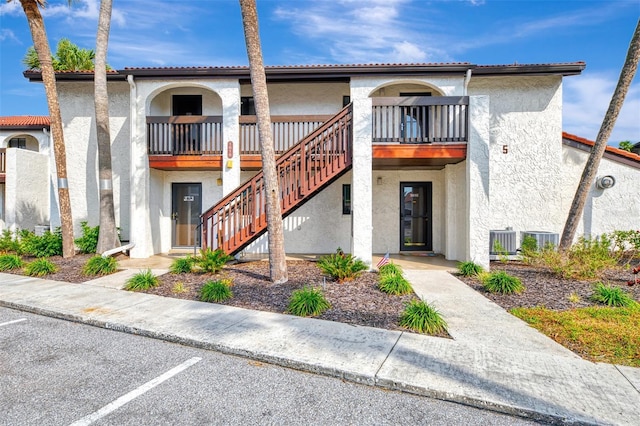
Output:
[
  {"xmin": 0, "ymin": 1, "xmax": 22, "ymax": 16},
  {"xmin": 272, "ymin": 0, "xmax": 442, "ymax": 64},
  {"xmin": 0, "ymin": 28, "xmax": 20, "ymax": 43},
  {"xmin": 563, "ymin": 72, "xmax": 640, "ymax": 143}
]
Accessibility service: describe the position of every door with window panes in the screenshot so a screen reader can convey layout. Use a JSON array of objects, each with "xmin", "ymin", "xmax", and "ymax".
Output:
[{"xmin": 400, "ymin": 182, "xmax": 432, "ymax": 251}]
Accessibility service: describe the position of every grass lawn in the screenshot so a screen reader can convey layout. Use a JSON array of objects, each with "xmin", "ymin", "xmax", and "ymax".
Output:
[{"xmin": 511, "ymin": 304, "xmax": 640, "ymax": 367}]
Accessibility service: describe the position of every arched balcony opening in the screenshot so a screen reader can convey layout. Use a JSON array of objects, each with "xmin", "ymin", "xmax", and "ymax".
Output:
[
  {"xmin": 370, "ymin": 82, "xmax": 468, "ymax": 144},
  {"xmin": 147, "ymin": 86, "xmax": 224, "ymax": 158}
]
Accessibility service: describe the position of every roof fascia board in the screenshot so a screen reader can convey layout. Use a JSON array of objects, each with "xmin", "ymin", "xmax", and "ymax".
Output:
[{"xmin": 563, "ymin": 137, "xmax": 640, "ymax": 169}]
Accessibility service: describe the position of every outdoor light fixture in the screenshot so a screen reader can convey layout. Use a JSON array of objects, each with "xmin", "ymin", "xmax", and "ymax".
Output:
[
  {"xmin": 377, "ymin": 177, "xmax": 383, "ymax": 185},
  {"xmin": 596, "ymin": 175, "xmax": 616, "ymax": 189}
]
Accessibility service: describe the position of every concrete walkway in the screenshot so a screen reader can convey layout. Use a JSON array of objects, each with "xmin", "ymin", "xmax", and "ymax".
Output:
[{"xmin": 1, "ymin": 263, "xmax": 639, "ymax": 425}]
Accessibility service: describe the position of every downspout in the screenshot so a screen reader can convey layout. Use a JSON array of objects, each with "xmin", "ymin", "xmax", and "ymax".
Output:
[
  {"xmin": 106, "ymin": 74, "xmax": 140, "ymax": 258},
  {"xmin": 463, "ymin": 68, "xmax": 472, "ymax": 96}
]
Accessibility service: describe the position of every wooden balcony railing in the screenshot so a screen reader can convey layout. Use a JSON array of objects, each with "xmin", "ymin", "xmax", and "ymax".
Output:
[
  {"xmin": 147, "ymin": 116, "xmax": 223, "ymax": 155},
  {"xmin": 372, "ymin": 96, "xmax": 469, "ymax": 143},
  {"xmin": 239, "ymin": 115, "xmax": 331, "ymax": 155},
  {"xmin": 201, "ymin": 105, "xmax": 353, "ymax": 255},
  {"xmin": 0, "ymin": 149, "xmax": 5, "ymax": 175}
]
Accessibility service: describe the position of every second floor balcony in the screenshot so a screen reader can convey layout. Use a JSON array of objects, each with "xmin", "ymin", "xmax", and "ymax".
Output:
[{"xmin": 146, "ymin": 96, "xmax": 468, "ymax": 170}]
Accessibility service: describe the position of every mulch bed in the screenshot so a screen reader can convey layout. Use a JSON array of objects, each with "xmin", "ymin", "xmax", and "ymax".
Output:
[
  {"xmin": 145, "ymin": 260, "xmax": 428, "ymax": 334},
  {"xmin": 6, "ymin": 254, "xmax": 639, "ymax": 335},
  {"xmin": 458, "ymin": 260, "xmax": 640, "ymax": 311}
]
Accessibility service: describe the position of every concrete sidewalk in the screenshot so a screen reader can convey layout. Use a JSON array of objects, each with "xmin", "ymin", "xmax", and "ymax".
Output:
[{"xmin": 1, "ymin": 268, "xmax": 638, "ymax": 425}]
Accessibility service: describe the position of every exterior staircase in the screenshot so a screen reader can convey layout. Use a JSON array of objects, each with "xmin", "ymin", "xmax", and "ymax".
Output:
[{"xmin": 201, "ymin": 104, "xmax": 353, "ymax": 255}]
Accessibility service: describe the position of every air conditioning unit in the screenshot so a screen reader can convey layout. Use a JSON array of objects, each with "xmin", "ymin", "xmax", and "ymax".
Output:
[
  {"xmin": 490, "ymin": 230, "xmax": 517, "ymax": 255},
  {"xmin": 521, "ymin": 231, "xmax": 559, "ymax": 250},
  {"xmin": 34, "ymin": 225, "xmax": 50, "ymax": 236}
]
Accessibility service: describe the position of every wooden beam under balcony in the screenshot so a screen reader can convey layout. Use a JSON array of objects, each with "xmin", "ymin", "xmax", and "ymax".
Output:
[
  {"xmin": 372, "ymin": 143, "xmax": 466, "ymax": 169},
  {"xmin": 148, "ymin": 155, "xmax": 223, "ymax": 171}
]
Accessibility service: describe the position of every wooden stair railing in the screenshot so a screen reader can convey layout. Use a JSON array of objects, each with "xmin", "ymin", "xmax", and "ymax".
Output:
[{"xmin": 201, "ymin": 104, "xmax": 353, "ymax": 255}]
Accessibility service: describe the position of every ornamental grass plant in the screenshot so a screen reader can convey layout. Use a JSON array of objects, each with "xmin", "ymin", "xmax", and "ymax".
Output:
[
  {"xmin": 287, "ymin": 286, "xmax": 330, "ymax": 317},
  {"xmin": 399, "ymin": 299, "xmax": 447, "ymax": 334},
  {"xmin": 0, "ymin": 254, "xmax": 23, "ymax": 271},
  {"xmin": 125, "ymin": 269, "xmax": 158, "ymax": 291},
  {"xmin": 83, "ymin": 255, "xmax": 118, "ymax": 276},
  {"xmin": 200, "ymin": 279, "xmax": 233, "ymax": 303}
]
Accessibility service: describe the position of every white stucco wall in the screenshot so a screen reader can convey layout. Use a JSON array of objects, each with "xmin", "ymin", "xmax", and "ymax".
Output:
[
  {"xmin": 444, "ymin": 161, "xmax": 467, "ymax": 262},
  {"xmin": 561, "ymin": 145, "xmax": 640, "ymax": 237},
  {"xmin": 4, "ymin": 148, "xmax": 49, "ymax": 232},
  {"xmin": 469, "ymin": 76, "xmax": 564, "ymax": 247},
  {"xmin": 243, "ymin": 173, "xmax": 352, "ymax": 255},
  {"xmin": 240, "ymin": 82, "xmax": 349, "ymax": 115},
  {"xmin": 0, "ymin": 129, "xmax": 50, "ymax": 154},
  {"xmin": 128, "ymin": 78, "xmax": 240, "ymax": 257},
  {"xmin": 56, "ymin": 81, "xmax": 131, "ymax": 240},
  {"xmin": 371, "ymin": 170, "xmax": 446, "ymax": 254}
]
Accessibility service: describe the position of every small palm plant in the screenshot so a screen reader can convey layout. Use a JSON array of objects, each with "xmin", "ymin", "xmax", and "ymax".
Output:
[
  {"xmin": 317, "ymin": 249, "xmax": 368, "ymax": 283},
  {"xmin": 196, "ymin": 248, "xmax": 232, "ymax": 274}
]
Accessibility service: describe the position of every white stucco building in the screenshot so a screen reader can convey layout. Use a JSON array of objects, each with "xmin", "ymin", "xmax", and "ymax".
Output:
[
  {"xmin": 0, "ymin": 116, "xmax": 52, "ymax": 233},
  {"xmin": 20, "ymin": 62, "xmax": 640, "ymax": 266}
]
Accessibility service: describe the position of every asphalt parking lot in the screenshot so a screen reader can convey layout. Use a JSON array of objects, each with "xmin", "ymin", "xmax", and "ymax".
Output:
[{"xmin": 0, "ymin": 307, "xmax": 539, "ymax": 425}]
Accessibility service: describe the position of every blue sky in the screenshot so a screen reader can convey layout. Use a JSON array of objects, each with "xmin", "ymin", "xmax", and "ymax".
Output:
[{"xmin": 0, "ymin": 0, "xmax": 638, "ymax": 144}]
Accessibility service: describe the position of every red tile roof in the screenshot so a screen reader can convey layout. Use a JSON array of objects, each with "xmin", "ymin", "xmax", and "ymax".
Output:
[
  {"xmin": 0, "ymin": 116, "xmax": 50, "ymax": 128},
  {"xmin": 562, "ymin": 132, "xmax": 640, "ymax": 163}
]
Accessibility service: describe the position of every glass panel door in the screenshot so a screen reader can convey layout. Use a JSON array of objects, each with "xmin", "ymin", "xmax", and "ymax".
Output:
[
  {"xmin": 400, "ymin": 182, "xmax": 432, "ymax": 251},
  {"xmin": 172, "ymin": 183, "xmax": 202, "ymax": 248}
]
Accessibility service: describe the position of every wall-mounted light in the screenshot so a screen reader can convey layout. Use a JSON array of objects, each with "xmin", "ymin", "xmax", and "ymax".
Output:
[
  {"xmin": 596, "ymin": 175, "xmax": 615, "ymax": 189},
  {"xmin": 377, "ymin": 176, "xmax": 383, "ymax": 185}
]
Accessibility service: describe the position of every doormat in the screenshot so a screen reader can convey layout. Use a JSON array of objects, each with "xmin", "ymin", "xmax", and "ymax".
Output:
[{"xmin": 399, "ymin": 252, "xmax": 437, "ymax": 257}]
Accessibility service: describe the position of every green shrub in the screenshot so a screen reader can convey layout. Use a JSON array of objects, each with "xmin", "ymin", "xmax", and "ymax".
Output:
[
  {"xmin": 457, "ymin": 261, "xmax": 484, "ymax": 277},
  {"xmin": 0, "ymin": 254, "xmax": 23, "ymax": 271},
  {"xmin": 124, "ymin": 269, "xmax": 158, "ymax": 291},
  {"xmin": 83, "ymin": 255, "xmax": 118, "ymax": 276},
  {"xmin": 591, "ymin": 282, "xmax": 636, "ymax": 308},
  {"xmin": 24, "ymin": 258, "xmax": 58, "ymax": 277},
  {"xmin": 200, "ymin": 279, "xmax": 233, "ymax": 302},
  {"xmin": 196, "ymin": 248, "xmax": 232, "ymax": 274},
  {"xmin": 170, "ymin": 256, "xmax": 195, "ymax": 274},
  {"xmin": 482, "ymin": 270, "xmax": 524, "ymax": 294},
  {"xmin": 287, "ymin": 286, "xmax": 331, "ymax": 317},
  {"xmin": 378, "ymin": 273, "xmax": 412, "ymax": 295},
  {"xmin": 0, "ymin": 230, "xmax": 20, "ymax": 254},
  {"xmin": 317, "ymin": 250, "xmax": 368, "ymax": 282},
  {"xmin": 21, "ymin": 229, "xmax": 63, "ymax": 257},
  {"xmin": 379, "ymin": 263, "xmax": 403, "ymax": 276},
  {"xmin": 399, "ymin": 299, "xmax": 447, "ymax": 334},
  {"xmin": 74, "ymin": 221, "xmax": 100, "ymax": 254}
]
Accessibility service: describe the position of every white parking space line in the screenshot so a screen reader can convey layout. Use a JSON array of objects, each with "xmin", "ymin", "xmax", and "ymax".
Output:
[
  {"xmin": 69, "ymin": 356, "xmax": 202, "ymax": 426},
  {"xmin": 0, "ymin": 318, "xmax": 27, "ymax": 327}
]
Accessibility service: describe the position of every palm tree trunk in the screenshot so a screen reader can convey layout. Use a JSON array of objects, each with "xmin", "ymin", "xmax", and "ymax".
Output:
[
  {"xmin": 94, "ymin": 0, "xmax": 120, "ymax": 254},
  {"xmin": 239, "ymin": 0, "xmax": 287, "ymax": 283},
  {"xmin": 20, "ymin": 0, "xmax": 75, "ymax": 258},
  {"xmin": 559, "ymin": 20, "xmax": 640, "ymax": 251}
]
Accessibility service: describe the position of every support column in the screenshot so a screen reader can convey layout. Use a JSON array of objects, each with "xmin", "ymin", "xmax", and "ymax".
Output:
[
  {"xmin": 128, "ymin": 77, "xmax": 154, "ymax": 258},
  {"xmin": 219, "ymin": 83, "xmax": 241, "ymax": 195},
  {"xmin": 466, "ymin": 95, "xmax": 491, "ymax": 268},
  {"xmin": 350, "ymin": 91, "xmax": 373, "ymax": 266}
]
